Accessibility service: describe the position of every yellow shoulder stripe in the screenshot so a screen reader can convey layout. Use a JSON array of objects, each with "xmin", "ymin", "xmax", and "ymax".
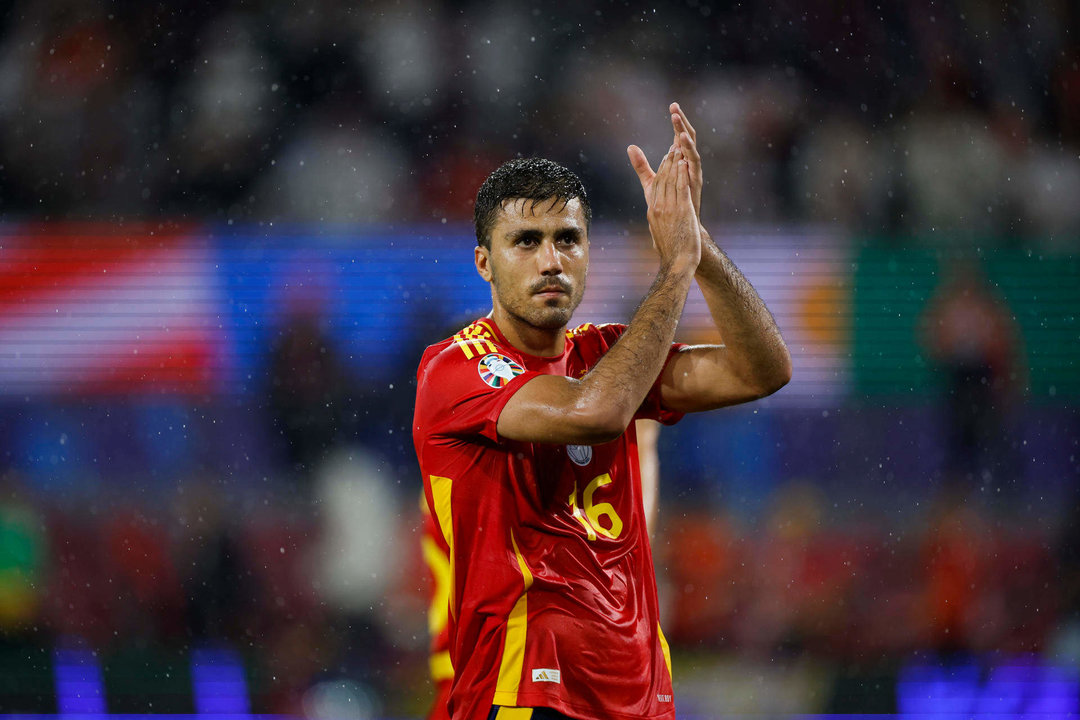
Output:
[
  {"xmin": 453, "ymin": 321, "xmax": 498, "ymax": 359},
  {"xmin": 566, "ymin": 322, "xmax": 595, "ymax": 338}
]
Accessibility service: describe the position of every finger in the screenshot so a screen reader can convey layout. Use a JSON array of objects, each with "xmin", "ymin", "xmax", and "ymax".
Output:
[
  {"xmin": 672, "ymin": 111, "xmax": 697, "ymax": 144},
  {"xmin": 676, "ymin": 158, "xmax": 688, "ymax": 199},
  {"xmin": 650, "ymin": 146, "xmax": 672, "ymax": 204},
  {"xmin": 671, "ymin": 111, "xmax": 684, "ymax": 141},
  {"xmin": 626, "ymin": 145, "xmax": 655, "ymax": 190},
  {"xmin": 677, "ymin": 130, "xmax": 700, "ymax": 166},
  {"xmin": 670, "ymin": 102, "xmax": 698, "ymax": 142},
  {"xmin": 655, "ymin": 148, "xmax": 671, "ymax": 207},
  {"xmin": 662, "ymin": 148, "xmax": 682, "ymax": 205},
  {"xmin": 655, "ymin": 144, "xmax": 677, "ymax": 184},
  {"xmin": 647, "ymin": 148, "xmax": 668, "ymax": 208},
  {"xmin": 671, "ymin": 116, "xmax": 701, "ymax": 182}
]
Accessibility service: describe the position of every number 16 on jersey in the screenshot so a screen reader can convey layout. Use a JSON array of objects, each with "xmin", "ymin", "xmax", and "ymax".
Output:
[{"xmin": 568, "ymin": 473, "xmax": 624, "ymax": 540}]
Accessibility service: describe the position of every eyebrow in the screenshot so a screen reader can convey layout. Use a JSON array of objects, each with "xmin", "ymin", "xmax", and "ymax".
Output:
[
  {"xmin": 506, "ymin": 227, "xmax": 583, "ymax": 243},
  {"xmin": 508, "ymin": 228, "xmax": 544, "ymax": 243}
]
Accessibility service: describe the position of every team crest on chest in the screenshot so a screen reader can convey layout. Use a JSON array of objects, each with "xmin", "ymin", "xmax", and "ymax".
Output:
[
  {"xmin": 566, "ymin": 444, "xmax": 593, "ymax": 466},
  {"xmin": 477, "ymin": 353, "xmax": 524, "ymax": 388}
]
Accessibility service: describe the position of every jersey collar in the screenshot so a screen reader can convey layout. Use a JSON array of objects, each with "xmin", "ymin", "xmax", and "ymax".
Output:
[{"xmin": 479, "ymin": 316, "xmax": 574, "ymax": 361}]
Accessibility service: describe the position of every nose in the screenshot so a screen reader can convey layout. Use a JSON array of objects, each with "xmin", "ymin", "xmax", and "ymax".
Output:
[{"xmin": 538, "ymin": 238, "xmax": 563, "ymax": 276}]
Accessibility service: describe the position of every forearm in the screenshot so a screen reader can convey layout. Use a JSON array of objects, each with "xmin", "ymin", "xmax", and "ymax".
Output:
[
  {"xmin": 695, "ymin": 227, "xmax": 791, "ymax": 391},
  {"xmin": 577, "ymin": 264, "xmax": 694, "ymax": 435}
]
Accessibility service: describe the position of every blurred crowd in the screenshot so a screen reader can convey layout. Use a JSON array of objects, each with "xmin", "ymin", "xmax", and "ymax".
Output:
[
  {"xmin": 3, "ymin": 466, "xmax": 1080, "ymax": 714},
  {"xmin": 0, "ymin": 462, "xmax": 421, "ymax": 715},
  {"xmin": 0, "ymin": 0, "xmax": 1078, "ymax": 240}
]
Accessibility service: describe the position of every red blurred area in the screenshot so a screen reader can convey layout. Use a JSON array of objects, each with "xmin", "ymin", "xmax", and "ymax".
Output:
[{"xmin": 0, "ymin": 224, "xmax": 219, "ymax": 396}]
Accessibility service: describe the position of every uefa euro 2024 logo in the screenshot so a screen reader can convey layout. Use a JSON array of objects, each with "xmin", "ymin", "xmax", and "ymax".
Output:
[{"xmin": 477, "ymin": 353, "xmax": 525, "ymax": 388}]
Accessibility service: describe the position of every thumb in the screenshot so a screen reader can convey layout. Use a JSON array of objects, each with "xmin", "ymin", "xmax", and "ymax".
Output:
[{"xmin": 627, "ymin": 145, "xmax": 655, "ymax": 190}]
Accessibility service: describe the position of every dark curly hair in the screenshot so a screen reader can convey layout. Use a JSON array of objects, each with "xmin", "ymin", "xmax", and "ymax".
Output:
[{"xmin": 473, "ymin": 157, "xmax": 592, "ymax": 249}]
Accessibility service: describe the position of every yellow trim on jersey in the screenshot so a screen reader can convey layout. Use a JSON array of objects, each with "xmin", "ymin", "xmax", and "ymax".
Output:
[
  {"xmin": 493, "ymin": 531, "xmax": 532, "ymax": 705},
  {"xmin": 493, "ymin": 593, "xmax": 528, "ymax": 704},
  {"xmin": 511, "ymin": 530, "xmax": 534, "ymax": 590},
  {"xmin": 429, "ymin": 475, "xmax": 456, "ymax": 620},
  {"xmin": 421, "ymin": 535, "xmax": 451, "ymax": 637},
  {"xmin": 429, "ymin": 650, "xmax": 454, "ymax": 682},
  {"xmin": 475, "ymin": 318, "xmax": 497, "ymax": 337},
  {"xmin": 494, "ymin": 709, "xmax": 532, "ymax": 720},
  {"xmin": 452, "ymin": 331, "xmax": 476, "ymax": 359},
  {"xmin": 566, "ymin": 322, "xmax": 595, "ymax": 338},
  {"xmin": 453, "ymin": 321, "xmax": 498, "ymax": 358},
  {"xmin": 471, "ymin": 325, "xmax": 497, "ymax": 354},
  {"xmin": 658, "ymin": 622, "xmax": 673, "ymax": 680}
]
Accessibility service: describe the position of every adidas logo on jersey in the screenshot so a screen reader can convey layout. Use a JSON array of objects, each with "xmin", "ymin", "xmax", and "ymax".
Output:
[{"xmin": 531, "ymin": 668, "xmax": 561, "ymax": 684}]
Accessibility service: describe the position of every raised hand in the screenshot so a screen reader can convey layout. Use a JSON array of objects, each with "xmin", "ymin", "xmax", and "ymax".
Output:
[
  {"xmin": 644, "ymin": 145, "xmax": 701, "ymax": 274},
  {"xmin": 627, "ymin": 101, "xmax": 704, "ymax": 220},
  {"xmin": 670, "ymin": 102, "xmax": 702, "ymax": 218}
]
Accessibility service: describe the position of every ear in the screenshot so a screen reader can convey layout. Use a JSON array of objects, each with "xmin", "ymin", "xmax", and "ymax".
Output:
[{"xmin": 475, "ymin": 245, "xmax": 493, "ymax": 282}]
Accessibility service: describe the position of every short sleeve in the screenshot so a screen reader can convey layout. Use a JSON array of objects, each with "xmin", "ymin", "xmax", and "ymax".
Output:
[
  {"xmin": 588, "ymin": 323, "xmax": 687, "ymax": 426},
  {"xmin": 416, "ymin": 345, "xmax": 541, "ymax": 443},
  {"xmin": 635, "ymin": 343, "xmax": 688, "ymax": 425}
]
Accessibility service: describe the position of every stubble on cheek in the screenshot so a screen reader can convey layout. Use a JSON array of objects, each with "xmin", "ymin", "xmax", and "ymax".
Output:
[
  {"xmin": 493, "ymin": 275, "xmax": 568, "ymax": 329},
  {"xmin": 489, "ymin": 257, "xmax": 585, "ymax": 331}
]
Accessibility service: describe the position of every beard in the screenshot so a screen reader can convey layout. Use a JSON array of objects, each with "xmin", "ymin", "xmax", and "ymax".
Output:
[{"xmin": 491, "ymin": 270, "xmax": 585, "ymax": 331}]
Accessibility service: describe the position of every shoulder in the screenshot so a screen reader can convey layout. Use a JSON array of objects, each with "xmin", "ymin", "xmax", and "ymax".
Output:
[
  {"xmin": 414, "ymin": 320, "xmax": 532, "ymax": 439},
  {"xmin": 417, "ymin": 319, "xmax": 524, "ymax": 388},
  {"xmin": 566, "ymin": 322, "xmax": 627, "ymax": 356}
]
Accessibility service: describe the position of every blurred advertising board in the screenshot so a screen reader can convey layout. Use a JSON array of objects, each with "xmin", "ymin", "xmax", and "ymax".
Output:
[
  {"xmin": 1, "ymin": 224, "xmax": 851, "ymax": 407},
  {"xmin": 3, "ymin": 224, "xmax": 1074, "ymax": 404},
  {"xmin": 0, "ymin": 224, "xmax": 225, "ymax": 395}
]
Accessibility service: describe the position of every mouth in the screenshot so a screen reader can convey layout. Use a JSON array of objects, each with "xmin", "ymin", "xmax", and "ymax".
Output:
[{"xmin": 534, "ymin": 288, "xmax": 568, "ymax": 300}]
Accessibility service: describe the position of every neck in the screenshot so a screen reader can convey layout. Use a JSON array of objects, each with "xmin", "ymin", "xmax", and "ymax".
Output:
[{"xmin": 489, "ymin": 305, "xmax": 567, "ymax": 357}]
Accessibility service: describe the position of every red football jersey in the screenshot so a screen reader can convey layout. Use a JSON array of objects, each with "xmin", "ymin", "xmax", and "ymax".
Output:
[{"xmin": 413, "ymin": 317, "xmax": 684, "ymax": 720}]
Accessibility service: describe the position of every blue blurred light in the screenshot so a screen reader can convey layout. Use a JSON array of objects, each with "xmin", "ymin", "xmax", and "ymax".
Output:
[
  {"xmin": 52, "ymin": 647, "xmax": 106, "ymax": 716},
  {"xmin": 189, "ymin": 647, "xmax": 251, "ymax": 717}
]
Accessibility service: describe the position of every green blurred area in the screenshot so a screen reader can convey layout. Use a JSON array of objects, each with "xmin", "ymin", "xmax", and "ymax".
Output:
[{"xmin": 852, "ymin": 246, "xmax": 1080, "ymax": 400}]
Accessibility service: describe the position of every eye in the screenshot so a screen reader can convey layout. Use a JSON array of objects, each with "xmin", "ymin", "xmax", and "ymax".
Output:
[
  {"xmin": 557, "ymin": 234, "xmax": 580, "ymax": 246},
  {"xmin": 516, "ymin": 236, "xmax": 538, "ymax": 247}
]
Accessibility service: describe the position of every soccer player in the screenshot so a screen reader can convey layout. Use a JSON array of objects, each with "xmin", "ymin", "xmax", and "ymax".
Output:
[{"xmin": 413, "ymin": 103, "xmax": 791, "ymax": 720}]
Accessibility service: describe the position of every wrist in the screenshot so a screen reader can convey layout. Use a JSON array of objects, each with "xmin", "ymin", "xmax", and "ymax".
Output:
[
  {"xmin": 660, "ymin": 255, "xmax": 699, "ymax": 279},
  {"xmin": 699, "ymin": 225, "xmax": 717, "ymax": 250},
  {"xmin": 695, "ymin": 228, "xmax": 720, "ymax": 272}
]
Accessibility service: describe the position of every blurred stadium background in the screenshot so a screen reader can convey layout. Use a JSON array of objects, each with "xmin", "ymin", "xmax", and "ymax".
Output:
[{"xmin": 1, "ymin": 0, "xmax": 1079, "ymax": 718}]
